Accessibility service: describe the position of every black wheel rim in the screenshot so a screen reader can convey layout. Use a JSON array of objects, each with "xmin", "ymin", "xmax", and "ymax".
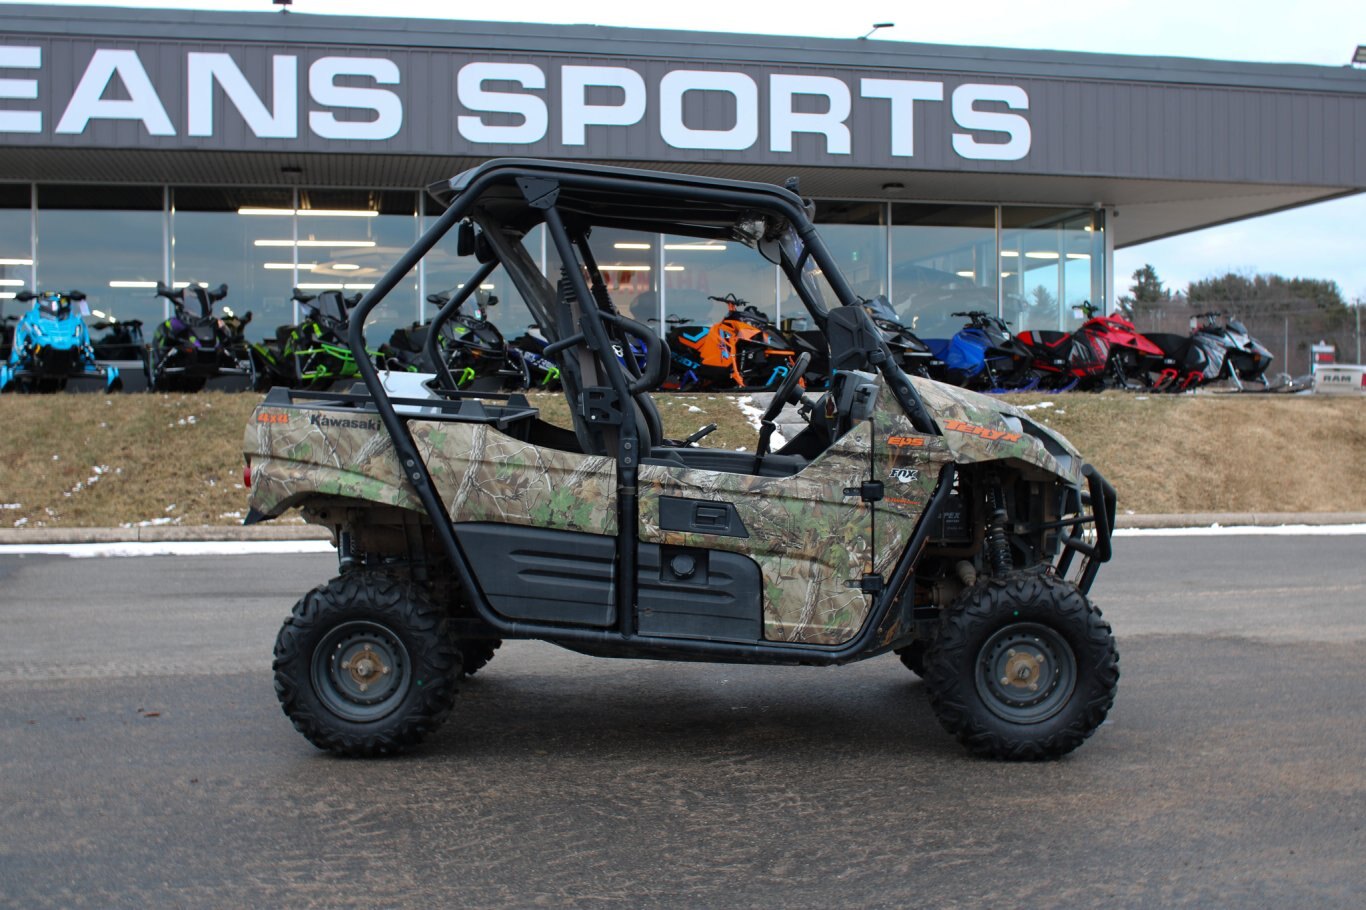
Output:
[
  {"xmin": 311, "ymin": 621, "xmax": 411, "ymax": 723},
  {"xmin": 975, "ymin": 622, "xmax": 1077, "ymax": 724}
]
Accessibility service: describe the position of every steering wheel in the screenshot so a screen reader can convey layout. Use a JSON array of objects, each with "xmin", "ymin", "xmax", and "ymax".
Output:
[{"xmin": 756, "ymin": 352, "xmax": 812, "ymax": 457}]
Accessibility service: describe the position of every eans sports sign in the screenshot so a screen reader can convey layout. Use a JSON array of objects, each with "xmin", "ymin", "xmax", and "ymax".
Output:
[{"xmin": 0, "ymin": 39, "xmax": 1033, "ymax": 168}]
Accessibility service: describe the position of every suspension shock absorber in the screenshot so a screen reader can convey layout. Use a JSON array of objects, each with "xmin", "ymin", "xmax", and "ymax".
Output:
[{"xmin": 986, "ymin": 476, "xmax": 1013, "ymax": 576}]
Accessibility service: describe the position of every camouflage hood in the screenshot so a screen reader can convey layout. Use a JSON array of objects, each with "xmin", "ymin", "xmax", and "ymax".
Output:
[{"xmin": 908, "ymin": 376, "xmax": 1083, "ymax": 484}]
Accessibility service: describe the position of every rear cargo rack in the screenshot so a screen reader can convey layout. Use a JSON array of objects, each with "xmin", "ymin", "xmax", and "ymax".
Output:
[{"xmin": 259, "ymin": 384, "xmax": 539, "ymax": 432}]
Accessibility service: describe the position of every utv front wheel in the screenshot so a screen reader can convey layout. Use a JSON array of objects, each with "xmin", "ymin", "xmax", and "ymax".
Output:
[
  {"xmin": 923, "ymin": 573, "xmax": 1118, "ymax": 761},
  {"xmin": 273, "ymin": 572, "xmax": 461, "ymax": 756}
]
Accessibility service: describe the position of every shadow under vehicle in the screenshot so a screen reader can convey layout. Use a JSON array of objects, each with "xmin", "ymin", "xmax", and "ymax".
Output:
[{"xmin": 244, "ymin": 160, "xmax": 1118, "ymax": 762}]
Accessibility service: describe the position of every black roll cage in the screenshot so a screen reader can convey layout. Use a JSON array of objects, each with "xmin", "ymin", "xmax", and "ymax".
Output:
[{"xmin": 339, "ymin": 158, "xmax": 952, "ymax": 664}]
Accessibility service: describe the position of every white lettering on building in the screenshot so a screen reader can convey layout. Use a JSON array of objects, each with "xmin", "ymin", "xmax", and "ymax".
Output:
[
  {"xmin": 561, "ymin": 65, "xmax": 646, "ymax": 145},
  {"xmin": 659, "ymin": 70, "xmax": 758, "ymax": 151},
  {"xmin": 770, "ymin": 74, "xmax": 851, "ymax": 155},
  {"xmin": 950, "ymin": 83, "xmax": 1031, "ymax": 161},
  {"xmin": 10, "ymin": 45, "xmax": 1036, "ymax": 162},
  {"xmin": 309, "ymin": 57, "xmax": 403, "ymax": 141},
  {"xmin": 55, "ymin": 49, "xmax": 175, "ymax": 136},
  {"xmin": 859, "ymin": 78, "xmax": 944, "ymax": 157},
  {"xmin": 456, "ymin": 62, "xmax": 548, "ymax": 144},
  {"xmin": 0, "ymin": 46, "xmax": 42, "ymax": 133},
  {"xmin": 188, "ymin": 52, "xmax": 298, "ymax": 139}
]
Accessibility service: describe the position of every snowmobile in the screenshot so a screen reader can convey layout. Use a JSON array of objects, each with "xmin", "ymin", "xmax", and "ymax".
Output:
[
  {"xmin": 1016, "ymin": 303, "xmax": 1163, "ymax": 391},
  {"xmin": 149, "ymin": 282, "xmax": 253, "ymax": 392},
  {"xmin": 925, "ymin": 310, "xmax": 1035, "ymax": 391},
  {"xmin": 665, "ymin": 294, "xmax": 802, "ymax": 390},
  {"xmin": 0, "ymin": 289, "xmax": 121, "ymax": 393}
]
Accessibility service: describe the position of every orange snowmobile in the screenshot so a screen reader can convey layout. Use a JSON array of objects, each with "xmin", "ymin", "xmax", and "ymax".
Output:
[{"xmin": 665, "ymin": 293, "xmax": 802, "ymax": 390}]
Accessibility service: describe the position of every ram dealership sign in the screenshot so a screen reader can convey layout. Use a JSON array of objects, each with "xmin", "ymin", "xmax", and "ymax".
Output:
[{"xmin": 0, "ymin": 39, "xmax": 1032, "ymax": 167}]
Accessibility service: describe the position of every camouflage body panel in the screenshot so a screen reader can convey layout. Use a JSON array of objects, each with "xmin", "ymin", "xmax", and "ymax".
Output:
[
  {"xmin": 638, "ymin": 423, "xmax": 873, "ymax": 646},
  {"xmin": 414, "ymin": 421, "xmax": 616, "ymax": 533},
  {"xmin": 908, "ymin": 376, "xmax": 1083, "ymax": 484},
  {"xmin": 246, "ymin": 407, "xmax": 421, "ymax": 516},
  {"xmin": 246, "ymin": 404, "xmax": 617, "ymax": 534},
  {"xmin": 868, "ymin": 384, "xmax": 955, "ymax": 582}
]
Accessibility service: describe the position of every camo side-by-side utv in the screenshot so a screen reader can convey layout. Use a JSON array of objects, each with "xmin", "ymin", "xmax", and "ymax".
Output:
[{"xmin": 244, "ymin": 160, "xmax": 1118, "ymax": 761}]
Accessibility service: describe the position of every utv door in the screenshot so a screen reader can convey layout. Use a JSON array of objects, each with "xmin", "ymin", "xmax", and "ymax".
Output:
[{"xmin": 636, "ymin": 397, "xmax": 879, "ymax": 647}]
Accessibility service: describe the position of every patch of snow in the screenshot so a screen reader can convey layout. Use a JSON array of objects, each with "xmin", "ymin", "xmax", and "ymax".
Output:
[
  {"xmin": 0, "ymin": 503, "xmax": 20, "ymax": 510},
  {"xmin": 13, "ymin": 517, "xmax": 28, "ymax": 527},
  {"xmin": 1015, "ymin": 402, "xmax": 1055, "ymax": 411},
  {"xmin": 687, "ymin": 405, "xmax": 703, "ymax": 413},
  {"xmin": 164, "ymin": 504, "xmax": 177, "ymax": 513}
]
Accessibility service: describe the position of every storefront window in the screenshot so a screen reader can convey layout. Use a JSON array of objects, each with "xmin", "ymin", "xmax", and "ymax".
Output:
[
  {"xmin": 662, "ymin": 234, "xmax": 776, "ymax": 327},
  {"xmin": 1001, "ymin": 208, "xmax": 1102, "ymax": 333},
  {"xmin": 815, "ymin": 201, "xmax": 887, "ymax": 302},
  {"xmin": 36, "ymin": 186, "xmax": 165, "ymax": 330},
  {"xmin": 890, "ymin": 204, "xmax": 997, "ymax": 340},
  {"xmin": 171, "ymin": 187, "xmax": 296, "ymax": 342},
  {"xmin": 422, "ymin": 208, "xmax": 544, "ymax": 345},
  {"xmin": 291, "ymin": 189, "xmax": 418, "ymax": 347},
  {"xmin": 544, "ymin": 227, "xmax": 659, "ymax": 324},
  {"xmin": 0, "ymin": 184, "xmax": 30, "ymax": 320}
]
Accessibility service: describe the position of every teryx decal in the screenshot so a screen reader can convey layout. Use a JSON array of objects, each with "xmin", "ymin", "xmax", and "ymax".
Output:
[{"xmin": 941, "ymin": 418, "xmax": 1022, "ymax": 443}]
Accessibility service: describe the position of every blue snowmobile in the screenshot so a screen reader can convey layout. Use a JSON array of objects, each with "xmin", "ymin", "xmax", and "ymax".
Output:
[{"xmin": 0, "ymin": 289, "xmax": 121, "ymax": 393}]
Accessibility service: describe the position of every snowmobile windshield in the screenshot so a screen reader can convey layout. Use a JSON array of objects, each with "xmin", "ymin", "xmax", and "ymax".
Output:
[
  {"xmin": 1226, "ymin": 318, "xmax": 1249, "ymax": 335},
  {"xmin": 38, "ymin": 296, "xmax": 69, "ymax": 319},
  {"xmin": 863, "ymin": 295, "xmax": 900, "ymax": 322}
]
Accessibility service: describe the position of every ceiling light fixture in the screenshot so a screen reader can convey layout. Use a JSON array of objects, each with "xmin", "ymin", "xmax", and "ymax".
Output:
[
  {"xmin": 0, "ymin": 257, "xmax": 33, "ymax": 266},
  {"xmin": 613, "ymin": 242, "xmax": 652, "ymax": 250},
  {"xmin": 239, "ymin": 207, "xmax": 378, "ymax": 217},
  {"xmin": 254, "ymin": 240, "xmax": 377, "ymax": 248},
  {"xmin": 0, "ymin": 278, "xmax": 23, "ymax": 286},
  {"xmin": 1025, "ymin": 251, "xmax": 1061, "ymax": 259},
  {"xmin": 108, "ymin": 280, "xmax": 158, "ymax": 288}
]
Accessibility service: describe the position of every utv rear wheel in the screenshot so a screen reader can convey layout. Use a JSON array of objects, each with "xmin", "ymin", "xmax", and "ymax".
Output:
[
  {"xmin": 273, "ymin": 572, "xmax": 461, "ymax": 756},
  {"xmin": 923, "ymin": 572, "xmax": 1118, "ymax": 761}
]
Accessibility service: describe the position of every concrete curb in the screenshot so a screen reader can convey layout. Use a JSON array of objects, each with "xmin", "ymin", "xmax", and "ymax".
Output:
[
  {"xmin": 1, "ymin": 513, "xmax": 1363, "ymax": 545},
  {"xmin": 1115, "ymin": 512, "xmax": 1366, "ymax": 529},
  {"xmin": 0, "ymin": 524, "xmax": 330, "ymax": 544}
]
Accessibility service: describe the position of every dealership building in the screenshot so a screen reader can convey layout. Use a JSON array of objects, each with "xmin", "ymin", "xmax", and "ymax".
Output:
[{"xmin": 2, "ymin": 3, "xmax": 1364, "ymax": 344}]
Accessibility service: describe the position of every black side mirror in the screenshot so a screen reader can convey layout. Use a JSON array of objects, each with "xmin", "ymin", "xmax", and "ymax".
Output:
[
  {"xmin": 825, "ymin": 305, "xmax": 886, "ymax": 372},
  {"xmin": 456, "ymin": 220, "xmax": 477, "ymax": 257},
  {"xmin": 16, "ymin": 290, "xmax": 36, "ymax": 302}
]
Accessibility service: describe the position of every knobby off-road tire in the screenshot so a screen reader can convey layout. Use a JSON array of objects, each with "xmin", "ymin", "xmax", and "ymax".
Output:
[
  {"xmin": 923, "ymin": 572, "xmax": 1118, "ymax": 761},
  {"xmin": 456, "ymin": 638, "xmax": 502, "ymax": 678},
  {"xmin": 273, "ymin": 571, "xmax": 461, "ymax": 757}
]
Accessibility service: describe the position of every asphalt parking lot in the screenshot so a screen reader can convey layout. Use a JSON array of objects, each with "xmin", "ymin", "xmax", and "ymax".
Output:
[{"xmin": 1, "ymin": 534, "xmax": 1363, "ymax": 909}]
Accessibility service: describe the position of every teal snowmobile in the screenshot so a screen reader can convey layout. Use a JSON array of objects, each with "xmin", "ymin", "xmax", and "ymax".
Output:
[{"xmin": 0, "ymin": 290, "xmax": 121, "ymax": 393}]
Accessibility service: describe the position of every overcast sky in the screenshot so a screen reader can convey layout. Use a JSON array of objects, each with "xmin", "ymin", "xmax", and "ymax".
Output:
[{"xmin": 15, "ymin": 0, "xmax": 1366, "ymax": 302}]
